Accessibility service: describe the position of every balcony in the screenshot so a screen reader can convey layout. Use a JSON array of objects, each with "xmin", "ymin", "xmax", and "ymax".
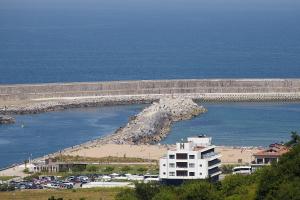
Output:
[
  {"xmin": 208, "ymin": 167, "xmax": 221, "ymax": 177},
  {"xmin": 176, "ymin": 153, "xmax": 188, "ymax": 160},
  {"xmin": 176, "ymin": 162, "xmax": 188, "ymax": 168},
  {"xmin": 202, "ymin": 152, "xmax": 220, "ymax": 160},
  {"xmin": 176, "ymin": 170, "xmax": 188, "ymax": 177},
  {"xmin": 208, "ymin": 159, "xmax": 221, "ymax": 167}
]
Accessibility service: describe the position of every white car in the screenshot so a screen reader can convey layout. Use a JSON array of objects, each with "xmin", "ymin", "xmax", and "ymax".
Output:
[{"xmin": 232, "ymin": 166, "xmax": 252, "ymax": 175}]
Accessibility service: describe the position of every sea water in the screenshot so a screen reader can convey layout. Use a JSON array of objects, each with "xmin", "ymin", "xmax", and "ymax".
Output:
[{"xmin": 0, "ymin": 0, "xmax": 300, "ymax": 83}]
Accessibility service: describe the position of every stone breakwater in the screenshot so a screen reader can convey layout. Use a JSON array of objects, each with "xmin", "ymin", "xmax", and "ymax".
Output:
[
  {"xmin": 101, "ymin": 98, "xmax": 206, "ymax": 145},
  {"xmin": 1, "ymin": 92, "xmax": 300, "ymax": 115},
  {"xmin": 1, "ymin": 79, "xmax": 300, "ymax": 101},
  {"xmin": 0, "ymin": 115, "xmax": 15, "ymax": 124}
]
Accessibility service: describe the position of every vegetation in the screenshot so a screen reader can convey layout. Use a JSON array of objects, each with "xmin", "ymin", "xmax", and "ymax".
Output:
[
  {"xmin": 54, "ymin": 155, "xmax": 156, "ymax": 163},
  {"xmin": 0, "ymin": 184, "xmax": 15, "ymax": 192},
  {"xmin": 0, "ymin": 188, "xmax": 118, "ymax": 200},
  {"xmin": 285, "ymin": 131, "xmax": 300, "ymax": 147},
  {"xmin": 220, "ymin": 164, "xmax": 238, "ymax": 174},
  {"xmin": 23, "ymin": 167, "xmax": 30, "ymax": 174},
  {"xmin": 0, "ymin": 176, "xmax": 16, "ymax": 181},
  {"xmin": 116, "ymin": 132, "xmax": 300, "ymax": 200}
]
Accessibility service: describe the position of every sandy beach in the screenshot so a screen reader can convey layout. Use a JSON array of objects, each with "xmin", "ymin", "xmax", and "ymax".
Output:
[{"xmin": 63, "ymin": 144, "xmax": 261, "ymax": 165}]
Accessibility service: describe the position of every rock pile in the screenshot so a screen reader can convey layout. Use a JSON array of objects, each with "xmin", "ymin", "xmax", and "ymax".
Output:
[
  {"xmin": 0, "ymin": 115, "xmax": 15, "ymax": 124},
  {"xmin": 100, "ymin": 97, "xmax": 206, "ymax": 144}
]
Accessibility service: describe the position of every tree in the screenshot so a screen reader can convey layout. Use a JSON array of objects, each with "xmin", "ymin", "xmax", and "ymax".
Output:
[
  {"xmin": 135, "ymin": 182, "xmax": 160, "ymax": 200},
  {"xmin": 104, "ymin": 166, "xmax": 115, "ymax": 173},
  {"xmin": 285, "ymin": 131, "xmax": 300, "ymax": 147},
  {"xmin": 86, "ymin": 165, "xmax": 98, "ymax": 172},
  {"xmin": 178, "ymin": 180, "xmax": 222, "ymax": 200},
  {"xmin": 137, "ymin": 167, "xmax": 147, "ymax": 173},
  {"xmin": 256, "ymin": 142, "xmax": 300, "ymax": 199},
  {"xmin": 152, "ymin": 187, "xmax": 178, "ymax": 200},
  {"xmin": 121, "ymin": 165, "xmax": 131, "ymax": 173}
]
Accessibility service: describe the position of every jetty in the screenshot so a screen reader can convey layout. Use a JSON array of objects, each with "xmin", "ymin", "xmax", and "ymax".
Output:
[{"xmin": 1, "ymin": 79, "xmax": 300, "ymax": 114}]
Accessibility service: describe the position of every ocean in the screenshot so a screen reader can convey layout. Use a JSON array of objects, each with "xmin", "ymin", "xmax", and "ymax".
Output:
[{"xmin": 0, "ymin": 0, "xmax": 300, "ymax": 83}]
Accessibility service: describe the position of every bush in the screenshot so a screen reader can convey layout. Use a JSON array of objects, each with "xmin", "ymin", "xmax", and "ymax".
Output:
[
  {"xmin": 121, "ymin": 166, "xmax": 131, "ymax": 173},
  {"xmin": 178, "ymin": 180, "xmax": 222, "ymax": 200},
  {"xmin": 135, "ymin": 182, "xmax": 160, "ymax": 200},
  {"xmin": 86, "ymin": 165, "xmax": 99, "ymax": 172},
  {"xmin": 0, "ymin": 184, "xmax": 15, "ymax": 192},
  {"xmin": 48, "ymin": 196, "xmax": 63, "ymax": 200},
  {"xmin": 137, "ymin": 167, "xmax": 147, "ymax": 173},
  {"xmin": 23, "ymin": 172, "xmax": 41, "ymax": 181},
  {"xmin": 23, "ymin": 168, "xmax": 30, "ymax": 173},
  {"xmin": 256, "ymin": 143, "xmax": 300, "ymax": 199},
  {"xmin": 220, "ymin": 164, "xmax": 236, "ymax": 174},
  {"xmin": 104, "ymin": 166, "xmax": 115, "ymax": 173},
  {"xmin": 152, "ymin": 187, "xmax": 178, "ymax": 200}
]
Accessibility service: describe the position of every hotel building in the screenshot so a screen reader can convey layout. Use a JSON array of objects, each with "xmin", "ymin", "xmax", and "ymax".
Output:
[{"xmin": 159, "ymin": 135, "xmax": 221, "ymax": 184}]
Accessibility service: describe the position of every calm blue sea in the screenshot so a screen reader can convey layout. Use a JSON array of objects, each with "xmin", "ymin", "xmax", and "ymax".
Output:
[{"xmin": 0, "ymin": 0, "xmax": 300, "ymax": 83}]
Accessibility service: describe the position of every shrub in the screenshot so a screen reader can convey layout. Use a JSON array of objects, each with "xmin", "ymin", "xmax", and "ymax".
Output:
[
  {"xmin": 86, "ymin": 165, "xmax": 99, "ymax": 172},
  {"xmin": 104, "ymin": 166, "xmax": 115, "ymax": 173},
  {"xmin": 121, "ymin": 166, "xmax": 131, "ymax": 172}
]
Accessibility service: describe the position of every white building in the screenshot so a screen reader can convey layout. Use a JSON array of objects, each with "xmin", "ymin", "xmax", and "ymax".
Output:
[{"xmin": 159, "ymin": 135, "xmax": 221, "ymax": 184}]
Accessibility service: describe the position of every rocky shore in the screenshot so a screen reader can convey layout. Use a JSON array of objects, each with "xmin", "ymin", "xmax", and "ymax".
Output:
[
  {"xmin": 0, "ymin": 115, "xmax": 15, "ymax": 124},
  {"xmin": 78, "ymin": 97, "xmax": 206, "ymax": 145},
  {"xmin": 1, "ymin": 92, "xmax": 300, "ymax": 116},
  {"xmin": 113, "ymin": 98, "xmax": 206, "ymax": 144}
]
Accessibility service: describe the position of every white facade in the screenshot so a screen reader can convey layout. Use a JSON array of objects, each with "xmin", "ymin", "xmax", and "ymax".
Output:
[{"xmin": 160, "ymin": 136, "xmax": 221, "ymax": 182}]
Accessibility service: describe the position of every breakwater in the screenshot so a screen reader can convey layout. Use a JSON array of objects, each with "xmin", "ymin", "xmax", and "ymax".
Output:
[
  {"xmin": 1, "ymin": 79, "xmax": 300, "ymax": 101},
  {"xmin": 1, "ymin": 79, "xmax": 300, "ymax": 114},
  {"xmin": 103, "ymin": 98, "xmax": 206, "ymax": 145}
]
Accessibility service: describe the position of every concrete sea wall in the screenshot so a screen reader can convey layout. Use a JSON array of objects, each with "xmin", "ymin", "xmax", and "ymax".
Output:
[{"xmin": 1, "ymin": 79, "xmax": 300, "ymax": 102}]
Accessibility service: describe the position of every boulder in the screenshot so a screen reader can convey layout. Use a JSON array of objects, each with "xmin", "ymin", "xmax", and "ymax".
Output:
[{"xmin": 0, "ymin": 115, "xmax": 15, "ymax": 124}]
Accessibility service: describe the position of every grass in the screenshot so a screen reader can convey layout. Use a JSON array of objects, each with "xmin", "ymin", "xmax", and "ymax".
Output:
[
  {"xmin": 0, "ymin": 176, "xmax": 16, "ymax": 181},
  {"xmin": 54, "ymin": 155, "xmax": 157, "ymax": 163},
  {"xmin": 84, "ymin": 164, "xmax": 159, "ymax": 175},
  {"xmin": 0, "ymin": 188, "xmax": 120, "ymax": 200}
]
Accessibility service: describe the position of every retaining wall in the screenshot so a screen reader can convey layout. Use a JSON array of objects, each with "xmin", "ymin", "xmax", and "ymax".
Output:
[{"xmin": 1, "ymin": 79, "xmax": 300, "ymax": 101}]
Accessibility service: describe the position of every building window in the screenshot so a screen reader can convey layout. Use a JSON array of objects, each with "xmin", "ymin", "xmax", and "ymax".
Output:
[
  {"xmin": 163, "ymin": 164, "xmax": 166, "ymax": 167},
  {"xmin": 169, "ymin": 155, "xmax": 175, "ymax": 159},
  {"xmin": 199, "ymin": 164, "xmax": 202, "ymax": 167},
  {"xmin": 169, "ymin": 172, "xmax": 175, "ymax": 176},
  {"xmin": 163, "ymin": 172, "xmax": 166, "ymax": 175},
  {"xmin": 189, "ymin": 172, "xmax": 195, "ymax": 176},
  {"xmin": 169, "ymin": 163, "xmax": 175, "ymax": 168},
  {"xmin": 199, "ymin": 172, "xmax": 202, "ymax": 175},
  {"xmin": 189, "ymin": 155, "xmax": 195, "ymax": 159},
  {"xmin": 189, "ymin": 163, "xmax": 195, "ymax": 168}
]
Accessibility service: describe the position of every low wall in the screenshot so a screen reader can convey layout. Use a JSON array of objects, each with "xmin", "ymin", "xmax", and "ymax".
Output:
[{"xmin": 1, "ymin": 79, "xmax": 300, "ymax": 101}]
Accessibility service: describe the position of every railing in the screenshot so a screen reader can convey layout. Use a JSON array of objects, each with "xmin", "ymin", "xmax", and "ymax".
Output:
[
  {"xmin": 208, "ymin": 159, "xmax": 221, "ymax": 167},
  {"xmin": 202, "ymin": 152, "xmax": 219, "ymax": 159},
  {"xmin": 208, "ymin": 167, "xmax": 221, "ymax": 175}
]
